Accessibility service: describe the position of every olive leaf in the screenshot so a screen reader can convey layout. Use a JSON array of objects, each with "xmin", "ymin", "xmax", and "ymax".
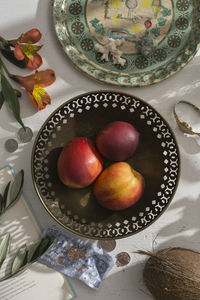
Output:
[
  {"xmin": 1, "ymin": 73, "xmax": 25, "ymax": 129},
  {"xmin": 6, "ymin": 170, "xmax": 24, "ymax": 211},
  {"xmin": 26, "ymin": 237, "xmax": 53, "ymax": 263},
  {"xmin": 0, "ymin": 170, "xmax": 24, "ymax": 216},
  {"xmin": 0, "ymin": 36, "xmax": 10, "ymax": 51},
  {"xmin": 0, "ymin": 91, "xmax": 5, "ymax": 110},
  {"xmin": 30, "ymin": 237, "xmax": 52, "ymax": 261},
  {"xmin": 2, "ymin": 181, "xmax": 11, "ymax": 211},
  {"xmin": 14, "ymin": 89, "xmax": 22, "ymax": 98},
  {"xmin": 0, "ymin": 193, "xmax": 3, "ymax": 213},
  {"xmin": 11, "ymin": 244, "xmax": 27, "ymax": 275},
  {"xmin": 0, "ymin": 170, "xmax": 56, "ymax": 282},
  {"xmin": 0, "ymin": 236, "xmax": 56, "ymax": 281},
  {"xmin": 0, "ymin": 182, "xmax": 11, "ymax": 215},
  {"xmin": 29, "ymin": 236, "xmax": 55, "ymax": 263},
  {"xmin": 27, "ymin": 240, "xmax": 41, "ymax": 263},
  {"xmin": 0, "ymin": 233, "xmax": 11, "ymax": 268}
]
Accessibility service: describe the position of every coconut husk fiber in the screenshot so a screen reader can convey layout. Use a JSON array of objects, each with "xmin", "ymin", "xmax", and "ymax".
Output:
[{"xmin": 139, "ymin": 247, "xmax": 200, "ymax": 300}]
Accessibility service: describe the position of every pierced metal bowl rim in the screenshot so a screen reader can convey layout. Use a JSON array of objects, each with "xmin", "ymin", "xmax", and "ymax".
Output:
[{"xmin": 31, "ymin": 89, "xmax": 181, "ymax": 240}]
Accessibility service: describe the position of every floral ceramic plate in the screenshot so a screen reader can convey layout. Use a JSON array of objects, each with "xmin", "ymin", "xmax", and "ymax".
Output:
[
  {"xmin": 31, "ymin": 91, "xmax": 180, "ymax": 239},
  {"xmin": 52, "ymin": 0, "xmax": 200, "ymax": 87}
]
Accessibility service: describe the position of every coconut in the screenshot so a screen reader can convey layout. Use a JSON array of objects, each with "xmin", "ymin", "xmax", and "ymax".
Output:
[{"xmin": 139, "ymin": 248, "xmax": 200, "ymax": 300}]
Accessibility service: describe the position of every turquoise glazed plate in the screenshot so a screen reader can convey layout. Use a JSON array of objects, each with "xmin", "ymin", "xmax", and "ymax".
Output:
[{"xmin": 52, "ymin": 0, "xmax": 200, "ymax": 87}]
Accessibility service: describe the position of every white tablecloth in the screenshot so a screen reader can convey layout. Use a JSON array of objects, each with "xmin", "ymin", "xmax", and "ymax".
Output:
[{"xmin": 0, "ymin": 1, "xmax": 200, "ymax": 299}]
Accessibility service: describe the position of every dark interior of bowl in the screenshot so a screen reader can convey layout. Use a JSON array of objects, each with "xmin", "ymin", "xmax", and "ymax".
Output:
[{"xmin": 32, "ymin": 91, "xmax": 179, "ymax": 239}]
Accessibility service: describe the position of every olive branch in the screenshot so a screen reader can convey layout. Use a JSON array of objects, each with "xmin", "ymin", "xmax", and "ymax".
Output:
[{"xmin": 0, "ymin": 170, "xmax": 55, "ymax": 281}]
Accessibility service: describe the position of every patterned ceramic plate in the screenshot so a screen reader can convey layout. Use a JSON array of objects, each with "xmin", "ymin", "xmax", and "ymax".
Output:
[
  {"xmin": 32, "ymin": 91, "xmax": 180, "ymax": 239},
  {"xmin": 52, "ymin": 0, "xmax": 200, "ymax": 87}
]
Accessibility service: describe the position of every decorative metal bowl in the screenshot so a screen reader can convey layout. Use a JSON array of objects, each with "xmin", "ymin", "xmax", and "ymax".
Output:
[{"xmin": 31, "ymin": 91, "xmax": 180, "ymax": 239}]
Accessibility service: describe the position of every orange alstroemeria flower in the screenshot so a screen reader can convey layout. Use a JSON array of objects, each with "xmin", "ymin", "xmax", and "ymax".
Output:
[
  {"xmin": 17, "ymin": 28, "xmax": 42, "ymax": 44},
  {"xmin": 27, "ymin": 85, "xmax": 52, "ymax": 110},
  {"xmin": 14, "ymin": 69, "xmax": 56, "ymax": 110},
  {"xmin": 12, "ymin": 29, "xmax": 43, "ymax": 70}
]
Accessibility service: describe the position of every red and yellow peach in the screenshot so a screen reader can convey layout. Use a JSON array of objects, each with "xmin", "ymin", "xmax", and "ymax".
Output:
[
  {"xmin": 57, "ymin": 137, "xmax": 103, "ymax": 188},
  {"xmin": 93, "ymin": 162, "xmax": 144, "ymax": 210}
]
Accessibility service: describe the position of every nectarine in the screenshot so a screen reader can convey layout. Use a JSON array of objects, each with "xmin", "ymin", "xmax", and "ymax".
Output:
[
  {"xmin": 57, "ymin": 137, "xmax": 103, "ymax": 188},
  {"xmin": 96, "ymin": 121, "xmax": 139, "ymax": 161},
  {"xmin": 93, "ymin": 162, "xmax": 144, "ymax": 210}
]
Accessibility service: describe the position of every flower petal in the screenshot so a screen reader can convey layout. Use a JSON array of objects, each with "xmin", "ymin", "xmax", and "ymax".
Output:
[
  {"xmin": 26, "ymin": 91, "xmax": 38, "ymax": 109},
  {"xmin": 32, "ymin": 69, "xmax": 56, "ymax": 87},
  {"xmin": 14, "ymin": 44, "xmax": 25, "ymax": 61},
  {"xmin": 13, "ymin": 74, "xmax": 35, "ymax": 92},
  {"xmin": 13, "ymin": 69, "xmax": 56, "ymax": 92},
  {"xmin": 31, "ymin": 85, "xmax": 51, "ymax": 110},
  {"xmin": 18, "ymin": 29, "xmax": 42, "ymax": 44},
  {"xmin": 27, "ymin": 53, "xmax": 43, "ymax": 70}
]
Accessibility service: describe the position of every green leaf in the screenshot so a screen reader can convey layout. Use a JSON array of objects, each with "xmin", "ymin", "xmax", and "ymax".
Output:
[
  {"xmin": 0, "ymin": 193, "xmax": 3, "ymax": 214},
  {"xmin": 0, "ymin": 48, "xmax": 26, "ymax": 68},
  {"xmin": 0, "ymin": 37, "xmax": 10, "ymax": 51},
  {"xmin": 38, "ymin": 237, "xmax": 52, "ymax": 256},
  {"xmin": 31, "ymin": 237, "xmax": 51, "ymax": 261},
  {"xmin": 1, "ymin": 74, "xmax": 25, "ymax": 129},
  {"xmin": 27, "ymin": 240, "xmax": 41, "ymax": 263},
  {"xmin": 0, "ymin": 91, "xmax": 5, "ymax": 110},
  {"xmin": 0, "ymin": 236, "xmax": 56, "ymax": 281},
  {"xmin": 0, "ymin": 233, "xmax": 11, "ymax": 268},
  {"xmin": 14, "ymin": 89, "xmax": 22, "ymax": 98},
  {"xmin": 11, "ymin": 244, "xmax": 27, "ymax": 274},
  {"xmin": 6, "ymin": 170, "xmax": 24, "ymax": 211},
  {"xmin": 29, "ymin": 237, "xmax": 56, "ymax": 263},
  {"xmin": 2, "ymin": 181, "xmax": 11, "ymax": 211}
]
